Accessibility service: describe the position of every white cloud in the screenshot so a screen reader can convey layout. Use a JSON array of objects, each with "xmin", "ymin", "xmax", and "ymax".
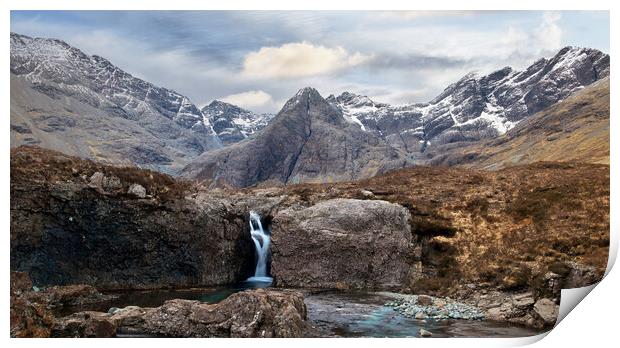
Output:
[
  {"xmin": 220, "ymin": 90, "xmax": 275, "ymax": 110},
  {"xmin": 242, "ymin": 42, "xmax": 373, "ymax": 79},
  {"xmin": 538, "ymin": 12, "xmax": 562, "ymax": 50},
  {"xmin": 378, "ymin": 10, "xmax": 477, "ymax": 20}
]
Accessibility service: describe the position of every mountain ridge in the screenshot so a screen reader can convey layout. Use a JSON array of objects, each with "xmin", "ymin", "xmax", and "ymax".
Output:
[
  {"xmin": 10, "ymin": 32, "xmax": 222, "ymax": 173},
  {"xmin": 327, "ymin": 46, "xmax": 609, "ymax": 157}
]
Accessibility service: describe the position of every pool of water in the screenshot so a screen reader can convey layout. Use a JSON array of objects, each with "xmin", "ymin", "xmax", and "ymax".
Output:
[
  {"xmin": 63, "ymin": 283, "xmax": 545, "ymax": 338},
  {"xmin": 302, "ymin": 291, "xmax": 544, "ymax": 338}
]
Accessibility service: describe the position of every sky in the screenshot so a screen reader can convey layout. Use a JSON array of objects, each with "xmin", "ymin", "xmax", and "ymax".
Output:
[{"xmin": 11, "ymin": 11, "xmax": 610, "ymax": 113}]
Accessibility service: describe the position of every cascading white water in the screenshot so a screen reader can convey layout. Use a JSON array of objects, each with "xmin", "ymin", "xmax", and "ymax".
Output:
[{"xmin": 245, "ymin": 211, "xmax": 272, "ymax": 283}]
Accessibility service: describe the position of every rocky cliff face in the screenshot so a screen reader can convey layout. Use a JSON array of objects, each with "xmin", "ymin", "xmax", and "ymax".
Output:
[
  {"xmin": 10, "ymin": 32, "xmax": 222, "ymax": 174},
  {"xmin": 10, "ymin": 147, "xmax": 254, "ymax": 290},
  {"xmin": 201, "ymin": 100, "xmax": 274, "ymax": 145},
  {"xmin": 328, "ymin": 46, "xmax": 609, "ymax": 157},
  {"xmin": 181, "ymin": 87, "xmax": 412, "ymax": 187}
]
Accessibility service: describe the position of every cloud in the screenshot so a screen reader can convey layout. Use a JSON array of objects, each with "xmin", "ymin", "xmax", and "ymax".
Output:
[
  {"xmin": 242, "ymin": 42, "xmax": 373, "ymax": 79},
  {"xmin": 378, "ymin": 10, "xmax": 478, "ymax": 20},
  {"xmin": 537, "ymin": 12, "xmax": 562, "ymax": 50},
  {"xmin": 220, "ymin": 90, "xmax": 275, "ymax": 111},
  {"xmin": 11, "ymin": 10, "xmax": 601, "ymax": 114}
]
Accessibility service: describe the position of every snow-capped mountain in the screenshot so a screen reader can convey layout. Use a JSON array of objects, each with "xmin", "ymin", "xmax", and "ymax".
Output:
[
  {"xmin": 201, "ymin": 101, "xmax": 274, "ymax": 145},
  {"xmin": 181, "ymin": 87, "xmax": 411, "ymax": 187},
  {"xmin": 10, "ymin": 32, "xmax": 222, "ymax": 173},
  {"xmin": 328, "ymin": 46, "xmax": 609, "ymax": 156}
]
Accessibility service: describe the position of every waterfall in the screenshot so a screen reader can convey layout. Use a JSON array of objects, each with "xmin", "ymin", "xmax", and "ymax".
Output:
[{"xmin": 245, "ymin": 211, "xmax": 272, "ymax": 283}]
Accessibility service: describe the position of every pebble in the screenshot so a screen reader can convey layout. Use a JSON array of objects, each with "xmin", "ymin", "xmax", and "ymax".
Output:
[{"xmin": 418, "ymin": 328, "xmax": 432, "ymax": 337}]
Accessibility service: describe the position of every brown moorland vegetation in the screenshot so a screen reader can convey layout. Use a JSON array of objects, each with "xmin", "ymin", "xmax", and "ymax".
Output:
[{"xmin": 269, "ymin": 162, "xmax": 609, "ymax": 295}]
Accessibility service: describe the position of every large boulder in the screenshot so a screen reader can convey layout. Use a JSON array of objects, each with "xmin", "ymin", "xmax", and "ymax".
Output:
[
  {"xmin": 118, "ymin": 289, "xmax": 309, "ymax": 337},
  {"xmin": 270, "ymin": 198, "xmax": 415, "ymax": 289}
]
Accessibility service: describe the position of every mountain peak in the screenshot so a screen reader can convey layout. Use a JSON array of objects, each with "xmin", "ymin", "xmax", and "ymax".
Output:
[{"xmin": 281, "ymin": 86, "xmax": 326, "ymax": 110}]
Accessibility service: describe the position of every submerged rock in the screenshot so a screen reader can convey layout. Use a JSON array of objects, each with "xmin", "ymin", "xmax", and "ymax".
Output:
[{"xmin": 270, "ymin": 198, "xmax": 415, "ymax": 289}]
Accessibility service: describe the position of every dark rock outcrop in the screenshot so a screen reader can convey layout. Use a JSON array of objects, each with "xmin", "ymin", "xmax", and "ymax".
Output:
[
  {"xmin": 181, "ymin": 87, "xmax": 411, "ymax": 187},
  {"xmin": 10, "ymin": 147, "xmax": 255, "ymax": 290},
  {"xmin": 270, "ymin": 198, "xmax": 416, "ymax": 289}
]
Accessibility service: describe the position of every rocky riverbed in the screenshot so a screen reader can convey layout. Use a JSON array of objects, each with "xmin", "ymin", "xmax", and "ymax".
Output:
[{"xmin": 384, "ymin": 294, "xmax": 485, "ymax": 320}]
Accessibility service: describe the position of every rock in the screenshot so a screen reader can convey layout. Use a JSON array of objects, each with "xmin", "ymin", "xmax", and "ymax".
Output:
[
  {"xmin": 11, "ymin": 271, "xmax": 32, "ymax": 295},
  {"xmin": 564, "ymin": 262, "xmax": 601, "ymax": 288},
  {"xmin": 88, "ymin": 172, "xmax": 105, "ymax": 189},
  {"xmin": 108, "ymin": 307, "xmax": 120, "ymax": 314},
  {"xmin": 127, "ymin": 183, "xmax": 146, "ymax": 198},
  {"xmin": 418, "ymin": 328, "xmax": 432, "ymax": 337},
  {"xmin": 270, "ymin": 198, "xmax": 415, "ymax": 289},
  {"xmin": 533, "ymin": 298, "xmax": 559, "ymax": 327},
  {"xmin": 116, "ymin": 289, "xmax": 309, "ymax": 338},
  {"xmin": 109, "ymin": 306, "xmax": 151, "ymax": 328},
  {"xmin": 52, "ymin": 311, "xmax": 117, "ymax": 338},
  {"xmin": 434, "ymin": 299, "xmax": 447, "ymax": 308},
  {"xmin": 513, "ymin": 294, "xmax": 535, "ymax": 309},
  {"xmin": 360, "ymin": 189, "xmax": 375, "ymax": 198},
  {"xmin": 415, "ymin": 312, "xmax": 426, "ymax": 320},
  {"xmin": 24, "ymin": 284, "xmax": 115, "ymax": 310},
  {"xmin": 416, "ymin": 295, "xmax": 433, "ymax": 306},
  {"xmin": 103, "ymin": 175, "xmax": 122, "ymax": 191},
  {"xmin": 10, "ymin": 296, "xmax": 55, "ymax": 337}
]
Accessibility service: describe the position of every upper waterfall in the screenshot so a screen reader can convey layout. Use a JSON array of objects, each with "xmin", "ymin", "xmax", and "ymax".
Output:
[{"xmin": 246, "ymin": 211, "xmax": 272, "ymax": 283}]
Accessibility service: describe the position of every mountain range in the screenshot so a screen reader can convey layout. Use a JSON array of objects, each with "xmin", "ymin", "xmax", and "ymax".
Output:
[
  {"xmin": 9, "ymin": 32, "xmax": 610, "ymax": 186},
  {"xmin": 10, "ymin": 32, "xmax": 222, "ymax": 174},
  {"xmin": 326, "ymin": 46, "xmax": 609, "ymax": 158}
]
